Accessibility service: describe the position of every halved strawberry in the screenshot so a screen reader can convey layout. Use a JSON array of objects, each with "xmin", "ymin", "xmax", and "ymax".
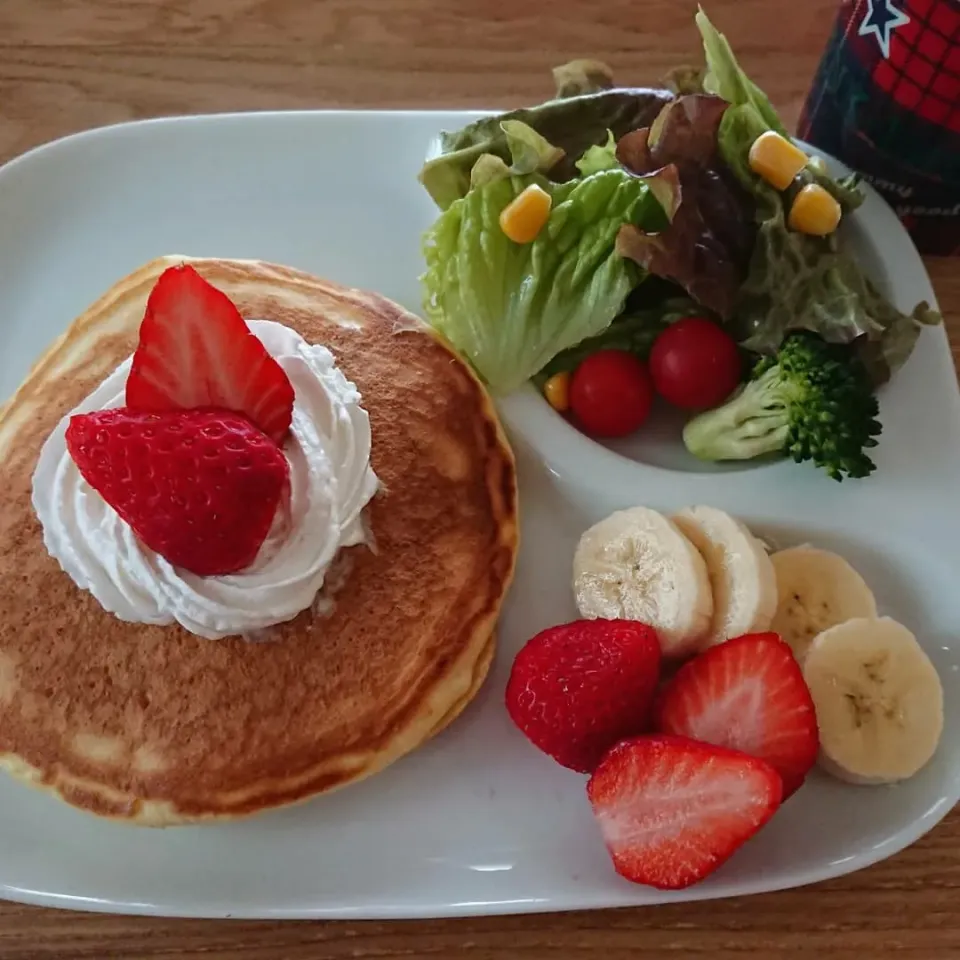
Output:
[
  {"xmin": 655, "ymin": 633, "xmax": 819, "ymax": 797},
  {"xmin": 587, "ymin": 735, "xmax": 782, "ymax": 890},
  {"xmin": 126, "ymin": 264, "xmax": 295, "ymax": 445},
  {"xmin": 66, "ymin": 407, "xmax": 289, "ymax": 577},
  {"xmin": 505, "ymin": 619, "xmax": 662, "ymax": 773}
]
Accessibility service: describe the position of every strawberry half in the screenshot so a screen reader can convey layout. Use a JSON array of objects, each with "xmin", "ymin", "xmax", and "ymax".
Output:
[
  {"xmin": 655, "ymin": 633, "xmax": 819, "ymax": 797},
  {"xmin": 66, "ymin": 407, "xmax": 289, "ymax": 577},
  {"xmin": 505, "ymin": 619, "xmax": 662, "ymax": 773},
  {"xmin": 126, "ymin": 265, "xmax": 295, "ymax": 445},
  {"xmin": 587, "ymin": 735, "xmax": 782, "ymax": 890}
]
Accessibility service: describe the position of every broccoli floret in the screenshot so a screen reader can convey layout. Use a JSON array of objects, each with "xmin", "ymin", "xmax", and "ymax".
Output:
[{"xmin": 682, "ymin": 333, "xmax": 881, "ymax": 481}]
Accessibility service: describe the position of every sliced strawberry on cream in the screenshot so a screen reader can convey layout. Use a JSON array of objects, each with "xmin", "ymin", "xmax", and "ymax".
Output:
[
  {"xmin": 126, "ymin": 264, "xmax": 295, "ymax": 445},
  {"xmin": 66, "ymin": 408, "xmax": 289, "ymax": 577}
]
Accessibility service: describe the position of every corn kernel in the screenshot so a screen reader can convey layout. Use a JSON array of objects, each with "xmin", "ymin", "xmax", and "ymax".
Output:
[
  {"xmin": 788, "ymin": 183, "xmax": 842, "ymax": 237},
  {"xmin": 748, "ymin": 131, "xmax": 809, "ymax": 191},
  {"xmin": 499, "ymin": 184, "xmax": 553, "ymax": 244},
  {"xmin": 543, "ymin": 371, "xmax": 571, "ymax": 412}
]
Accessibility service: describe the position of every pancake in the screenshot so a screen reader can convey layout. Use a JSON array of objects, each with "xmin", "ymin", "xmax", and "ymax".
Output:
[{"xmin": 0, "ymin": 256, "xmax": 518, "ymax": 825}]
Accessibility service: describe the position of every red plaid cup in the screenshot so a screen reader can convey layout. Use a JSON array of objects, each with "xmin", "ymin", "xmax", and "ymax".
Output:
[{"xmin": 799, "ymin": 0, "xmax": 960, "ymax": 255}]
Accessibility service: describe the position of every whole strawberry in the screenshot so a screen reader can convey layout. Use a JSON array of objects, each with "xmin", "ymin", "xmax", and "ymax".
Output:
[
  {"xmin": 66, "ymin": 407, "xmax": 289, "ymax": 577},
  {"xmin": 505, "ymin": 619, "xmax": 661, "ymax": 773}
]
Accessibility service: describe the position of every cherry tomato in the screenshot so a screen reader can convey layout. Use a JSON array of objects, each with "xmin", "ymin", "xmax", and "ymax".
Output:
[
  {"xmin": 649, "ymin": 317, "xmax": 742, "ymax": 410},
  {"xmin": 568, "ymin": 350, "xmax": 654, "ymax": 438}
]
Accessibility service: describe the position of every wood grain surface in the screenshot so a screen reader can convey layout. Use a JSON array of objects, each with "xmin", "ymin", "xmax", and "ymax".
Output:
[{"xmin": 0, "ymin": 0, "xmax": 958, "ymax": 957}]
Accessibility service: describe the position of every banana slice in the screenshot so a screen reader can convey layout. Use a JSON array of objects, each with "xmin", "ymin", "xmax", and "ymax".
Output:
[
  {"xmin": 803, "ymin": 617, "xmax": 944, "ymax": 785},
  {"xmin": 573, "ymin": 506, "xmax": 712, "ymax": 657},
  {"xmin": 770, "ymin": 546, "xmax": 878, "ymax": 662},
  {"xmin": 672, "ymin": 505, "xmax": 777, "ymax": 648}
]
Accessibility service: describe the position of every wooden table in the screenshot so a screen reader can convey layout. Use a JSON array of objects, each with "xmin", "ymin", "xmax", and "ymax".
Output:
[{"xmin": 1, "ymin": 0, "xmax": 958, "ymax": 956}]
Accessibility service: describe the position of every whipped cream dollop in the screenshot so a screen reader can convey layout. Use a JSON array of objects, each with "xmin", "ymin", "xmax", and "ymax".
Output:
[{"xmin": 32, "ymin": 319, "xmax": 379, "ymax": 640}]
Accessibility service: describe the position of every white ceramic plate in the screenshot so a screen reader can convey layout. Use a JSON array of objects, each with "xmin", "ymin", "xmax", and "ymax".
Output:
[{"xmin": 0, "ymin": 111, "xmax": 958, "ymax": 920}]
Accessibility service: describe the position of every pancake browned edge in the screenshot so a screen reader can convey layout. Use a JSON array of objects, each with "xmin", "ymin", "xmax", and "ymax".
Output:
[{"xmin": 0, "ymin": 256, "xmax": 518, "ymax": 826}]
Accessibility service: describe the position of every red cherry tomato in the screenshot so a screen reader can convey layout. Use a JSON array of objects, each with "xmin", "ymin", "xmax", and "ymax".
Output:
[
  {"xmin": 649, "ymin": 317, "xmax": 742, "ymax": 410},
  {"xmin": 568, "ymin": 350, "xmax": 654, "ymax": 438}
]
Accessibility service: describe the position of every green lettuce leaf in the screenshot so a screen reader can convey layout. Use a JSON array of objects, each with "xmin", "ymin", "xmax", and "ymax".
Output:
[
  {"xmin": 858, "ymin": 281, "xmax": 941, "ymax": 384},
  {"xmin": 575, "ymin": 129, "xmax": 618, "ymax": 176},
  {"xmin": 420, "ymin": 169, "xmax": 676, "ymax": 394},
  {"xmin": 695, "ymin": 7, "xmax": 788, "ymax": 137},
  {"xmin": 469, "ymin": 120, "xmax": 565, "ymax": 190},
  {"xmin": 716, "ymin": 102, "xmax": 772, "ymax": 193},
  {"xmin": 419, "ymin": 87, "xmax": 672, "ymax": 210},
  {"xmin": 718, "ymin": 103, "xmax": 939, "ymax": 382}
]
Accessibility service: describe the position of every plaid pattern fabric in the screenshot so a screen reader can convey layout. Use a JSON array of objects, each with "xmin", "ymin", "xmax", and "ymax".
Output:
[
  {"xmin": 798, "ymin": 0, "xmax": 959, "ymax": 255},
  {"xmin": 858, "ymin": 0, "xmax": 960, "ymax": 132}
]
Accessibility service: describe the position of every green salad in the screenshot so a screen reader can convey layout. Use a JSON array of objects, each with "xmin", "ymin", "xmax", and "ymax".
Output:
[{"xmin": 416, "ymin": 8, "xmax": 940, "ymax": 480}]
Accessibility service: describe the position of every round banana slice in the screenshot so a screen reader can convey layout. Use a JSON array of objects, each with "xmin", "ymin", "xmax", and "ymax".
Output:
[
  {"xmin": 803, "ymin": 617, "xmax": 944, "ymax": 785},
  {"xmin": 572, "ymin": 506, "xmax": 712, "ymax": 657},
  {"xmin": 672, "ymin": 505, "xmax": 777, "ymax": 649},
  {"xmin": 770, "ymin": 545, "xmax": 878, "ymax": 662}
]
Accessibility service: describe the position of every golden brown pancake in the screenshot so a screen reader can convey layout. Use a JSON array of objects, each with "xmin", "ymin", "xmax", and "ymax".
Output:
[{"xmin": 0, "ymin": 256, "xmax": 518, "ymax": 825}]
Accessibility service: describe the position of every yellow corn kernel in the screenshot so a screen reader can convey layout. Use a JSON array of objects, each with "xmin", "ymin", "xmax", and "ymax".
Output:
[
  {"xmin": 748, "ymin": 131, "xmax": 809, "ymax": 191},
  {"xmin": 788, "ymin": 183, "xmax": 842, "ymax": 236},
  {"xmin": 543, "ymin": 371, "xmax": 571, "ymax": 412},
  {"xmin": 499, "ymin": 184, "xmax": 553, "ymax": 244}
]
